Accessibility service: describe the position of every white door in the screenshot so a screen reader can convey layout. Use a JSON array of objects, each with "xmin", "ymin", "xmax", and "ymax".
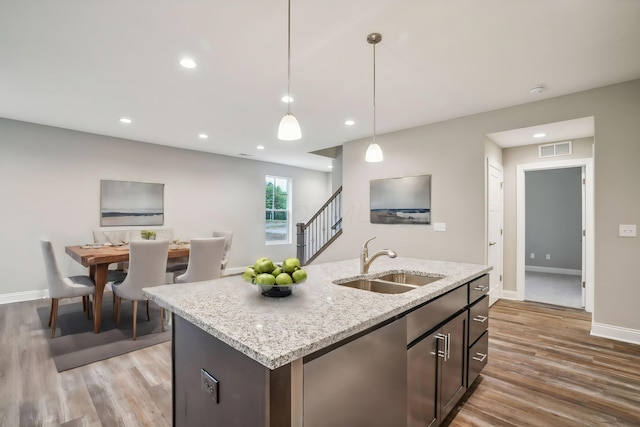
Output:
[{"xmin": 487, "ymin": 162, "xmax": 503, "ymax": 306}]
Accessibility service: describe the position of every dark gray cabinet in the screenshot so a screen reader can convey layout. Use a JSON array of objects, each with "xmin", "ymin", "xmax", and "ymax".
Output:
[
  {"xmin": 467, "ymin": 275, "xmax": 489, "ymax": 386},
  {"xmin": 408, "ymin": 310, "xmax": 467, "ymax": 427}
]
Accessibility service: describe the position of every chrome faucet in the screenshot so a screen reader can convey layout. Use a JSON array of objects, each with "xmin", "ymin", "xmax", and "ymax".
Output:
[{"xmin": 360, "ymin": 237, "xmax": 397, "ymax": 274}]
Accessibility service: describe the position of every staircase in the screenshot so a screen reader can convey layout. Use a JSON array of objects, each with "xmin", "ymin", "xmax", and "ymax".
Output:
[{"xmin": 296, "ymin": 186, "xmax": 342, "ymax": 265}]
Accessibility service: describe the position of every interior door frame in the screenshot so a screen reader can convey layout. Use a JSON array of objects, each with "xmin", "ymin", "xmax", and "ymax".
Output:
[
  {"xmin": 516, "ymin": 157, "xmax": 594, "ymax": 313},
  {"xmin": 486, "ymin": 160, "xmax": 503, "ymax": 306}
]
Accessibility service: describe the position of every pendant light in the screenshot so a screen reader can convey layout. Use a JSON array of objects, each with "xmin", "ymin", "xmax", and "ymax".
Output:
[
  {"xmin": 278, "ymin": 0, "xmax": 302, "ymax": 141},
  {"xmin": 365, "ymin": 32, "xmax": 383, "ymax": 162}
]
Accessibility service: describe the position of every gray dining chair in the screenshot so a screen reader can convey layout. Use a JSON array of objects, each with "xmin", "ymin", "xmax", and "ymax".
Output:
[
  {"xmin": 111, "ymin": 240, "xmax": 170, "ymax": 340},
  {"xmin": 174, "ymin": 237, "xmax": 226, "ymax": 284},
  {"xmin": 211, "ymin": 230, "xmax": 233, "ymax": 273},
  {"xmin": 40, "ymin": 240, "xmax": 96, "ymax": 338}
]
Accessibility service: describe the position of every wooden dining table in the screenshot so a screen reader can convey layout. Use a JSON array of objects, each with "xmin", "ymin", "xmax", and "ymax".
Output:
[{"xmin": 65, "ymin": 243, "xmax": 190, "ymax": 333}]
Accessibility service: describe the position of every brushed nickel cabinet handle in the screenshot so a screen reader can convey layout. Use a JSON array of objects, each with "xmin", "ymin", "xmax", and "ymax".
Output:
[
  {"xmin": 473, "ymin": 285, "xmax": 488, "ymax": 291},
  {"xmin": 435, "ymin": 333, "xmax": 446, "ymax": 359},
  {"xmin": 473, "ymin": 352, "xmax": 487, "ymax": 362},
  {"xmin": 473, "ymin": 315, "xmax": 488, "ymax": 323}
]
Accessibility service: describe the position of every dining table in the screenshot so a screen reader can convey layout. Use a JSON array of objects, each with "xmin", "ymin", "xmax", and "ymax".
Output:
[{"xmin": 65, "ymin": 243, "xmax": 190, "ymax": 333}]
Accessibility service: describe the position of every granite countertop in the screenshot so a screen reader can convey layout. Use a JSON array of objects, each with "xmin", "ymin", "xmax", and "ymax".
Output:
[{"xmin": 143, "ymin": 257, "xmax": 491, "ymax": 370}]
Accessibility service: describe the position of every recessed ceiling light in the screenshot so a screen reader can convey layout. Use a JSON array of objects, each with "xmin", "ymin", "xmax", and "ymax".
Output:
[
  {"xmin": 180, "ymin": 58, "xmax": 197, "ymax": 69},
  {"xmin": 257, "ymin": 145, "xmax": 265, "ymax": 150},
  {"xmin": 345, "ymin": 120, "xmax": 355, "ymax": 126},
  {"xmin": 529, "ymin": 85, "xmax": 544, "ymax": 94},
  {"xmin": 198, "ymin": 133, "xmax": 208, "ymax": 139},
  {"xmin": 119, "ymin": 117, "xmax": 132, "ymax": 124},
  {"xmin": 281, "ymin": 95, "xmax": 294, "ymax": 103},
  {"xmin": 533, "ymin": 132, "xmax": 547, "ymax": 138}
]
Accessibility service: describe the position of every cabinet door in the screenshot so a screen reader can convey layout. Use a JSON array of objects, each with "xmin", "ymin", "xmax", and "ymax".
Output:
[
  {"xmin": 407, "ymin": 330, "xmax": 440, "ymax": 427},
  {"xmin": 440, "ymin": 311, "xmax": 468, "ymax": 419}
]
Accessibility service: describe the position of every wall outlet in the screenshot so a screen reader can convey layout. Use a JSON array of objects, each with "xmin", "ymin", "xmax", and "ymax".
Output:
[
  {"xmin": 530, "ymin": 253, "xmax": 535, "ymax": 259},
  {"xmin": 201, "ymin": 369, "xmax": 219, "ymax": 403},
  {"xmin": 619, "ymin": 224, "xmax": 637, "ymax": 237},
  {"xmin": 433, "ymin": 222, "xmax": 446, "ymax": 232},
  {"xmin": 545, "ymin": 254, "xmax": 551, "ymax": 260}
]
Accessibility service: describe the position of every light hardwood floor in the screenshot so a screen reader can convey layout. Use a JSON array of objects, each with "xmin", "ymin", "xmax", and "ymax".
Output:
[{"xmin": 1, "ymin": 298, "xmax": 639, "ymax": 426}]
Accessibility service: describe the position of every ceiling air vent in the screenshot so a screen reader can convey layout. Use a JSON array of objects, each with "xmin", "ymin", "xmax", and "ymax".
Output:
[{"xmin": 538, "ymin": 141, "xmax": 572, "ymax": 158}]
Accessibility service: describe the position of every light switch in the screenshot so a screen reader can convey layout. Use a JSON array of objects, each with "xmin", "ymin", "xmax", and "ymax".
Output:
[
  {"xmin": 619, "ymin": 224, "xmax": 637, "ymax": 237},
  {"xmin": 433, "ymin": 222, "xmax": 446, "ymax": 232}
]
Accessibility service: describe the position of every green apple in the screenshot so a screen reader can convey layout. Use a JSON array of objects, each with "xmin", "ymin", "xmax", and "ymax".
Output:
[
  {"xmin": 242, "ymin": 267, "xmax": 257, "ymax": 283},
  {"xmin": 271, "ymin": 266, "xmax": 283, "ymax": 277},
  {"xmin": 292, "ymin": 269, "xmax": 307, "ymax": 283},
  {"xmin": 275, "ymin": 273, "xmax": 293, "ymax": 286},
  {"xmin": 255, "ymin": 273, "xmax": 276, "ymax": 286},
  {"xmin": 253, "ymin": 257, "xmax": 274, "ymax": 274},
  {"xmin": 282, "ymin": 257, "xmax": 301, "ymax": 273}
]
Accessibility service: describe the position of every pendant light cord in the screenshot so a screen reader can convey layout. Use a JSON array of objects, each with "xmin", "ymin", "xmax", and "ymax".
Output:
[
  {"xmin": 287, "ymin": 0, "xmax": 292, "ymax": 115},
  {"xmin": 372, "ymin": 39, "xmax": 376, "ymax": 143}
]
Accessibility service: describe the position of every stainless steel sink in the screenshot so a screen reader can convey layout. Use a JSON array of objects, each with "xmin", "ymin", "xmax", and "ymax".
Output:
[
  {"xmin": 335, "ymin": 279, "xmax": 416, "ymax": 294},
  {"xmin": 375, "ymin": 272, "xmax": 442, "ymax": 286}
]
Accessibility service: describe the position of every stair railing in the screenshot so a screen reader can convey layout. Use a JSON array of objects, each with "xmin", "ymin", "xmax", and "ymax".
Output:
[{"xmin": 296, "ymin": 186, "xmax": 342, "ymax": 265}]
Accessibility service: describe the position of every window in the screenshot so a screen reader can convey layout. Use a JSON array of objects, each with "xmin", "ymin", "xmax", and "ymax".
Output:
[{"xmin": 265, "ymin": 175, "xmax": 291, "ymax": 244}]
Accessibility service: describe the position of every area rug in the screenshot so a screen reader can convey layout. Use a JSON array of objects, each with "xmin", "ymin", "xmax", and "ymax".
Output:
[{"xmin": 37, "ymin": 295, "xmax": 171, "ymax": 372}]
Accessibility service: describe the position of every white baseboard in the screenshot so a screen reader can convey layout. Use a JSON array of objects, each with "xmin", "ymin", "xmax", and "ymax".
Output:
[
  {"xmin": 591, "ymin": 322, "xmax": 640, "ymax": 346},
  {"xmin": 500, "ymin": 290, "xmax": 519, "ymax": 300},
  {"xmin": 525, "ymin": 265, "xmax": 581, "ymax": 276},
  {"xmin": 0, "ymin": 289, "xmax": 48, "ymax": 305}
]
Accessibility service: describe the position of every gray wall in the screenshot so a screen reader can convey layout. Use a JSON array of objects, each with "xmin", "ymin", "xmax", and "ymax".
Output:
[
  {"xmin": 0, "ymin": 118, "xmax": 331, "ymax": 297},
  {"xmin": 525, "ymin": 167, "xmax": 582, "ymax": 270},
  {"xmin": 315, "ymin": 79, "xmax": 640, "ymax": 334}
]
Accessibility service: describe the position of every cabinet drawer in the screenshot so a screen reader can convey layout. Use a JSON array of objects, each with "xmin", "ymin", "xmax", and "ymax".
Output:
[
  {"xmin": 468, "ymin": 274, "xmax": 489, "ymax": 304},
  {"xmin": 468, "ymin": 295, "xmax": 489, "ymax": 345},
  {"xmin": 407, "ymin": 285, "xmax": 467, "ymax": 345},
  {"xmin": 467, "ymin": 330, "xmax": 488, "ymax": 386}
]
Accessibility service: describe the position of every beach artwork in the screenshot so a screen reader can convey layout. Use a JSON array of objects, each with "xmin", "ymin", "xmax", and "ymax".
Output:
[
  {"xmin": 370, "ymin": 175, "xmax": 431, "ymax": 225},
  {"xmin": 100, "ymin": 180, "xmax": 164, "ymax": 226}
]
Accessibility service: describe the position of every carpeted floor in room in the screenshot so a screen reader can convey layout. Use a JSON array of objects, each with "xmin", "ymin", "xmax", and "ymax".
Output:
[{"xmin": 524, "ymin": 271, "xmax": 582, "ymax": 309}]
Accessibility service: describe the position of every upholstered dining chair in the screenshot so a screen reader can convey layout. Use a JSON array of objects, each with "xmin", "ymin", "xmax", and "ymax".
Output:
[
  {"xmin": 40, "ymin": 240, "xmax": 96, "ymax": 339},
  {"xmin": 174, "ymin": 237, "xmax": 226, "ymax": 284},
  {"xmin": 211, "ymin": 231, "xmax": 233, "ymax": 273},
  {"xmin": 111, "ymin": 240, "xmax": 170, "ymax": 340}
]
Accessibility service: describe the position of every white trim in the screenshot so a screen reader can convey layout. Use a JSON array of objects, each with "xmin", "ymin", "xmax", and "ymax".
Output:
[
  {"xmin": 516, "ymin": 157, "xmax": 594, "ymax": 312},
  {"xmin": 0, "ymin": 289, "xmax": 48, "ymax": 305},
  {"xmin": 591, "ymin": 322, "xmax": 640, "ymax": 346},
  {"xmin": 500, "ymin": 290, "xmax": 518, "ymax": 300},
  {"xmin": 525, "ymin": 266, "xmax": 582, "ymax": 276}
]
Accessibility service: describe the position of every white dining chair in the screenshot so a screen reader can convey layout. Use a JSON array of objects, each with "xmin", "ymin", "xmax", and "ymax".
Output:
[
  {"xmin": 174, "ymin": 237, "xmax": 226, "ymax": 284},
  {"xmin": 111, "ymin": 240, "xmax": 170, "ymax": 340},
  {"xmin": 212, "ymin": 231, "xmax": 233, "ymax": 273},
  {"xmin": 40, "ymin": 240, "xmax": 96, "ymax": 338}
]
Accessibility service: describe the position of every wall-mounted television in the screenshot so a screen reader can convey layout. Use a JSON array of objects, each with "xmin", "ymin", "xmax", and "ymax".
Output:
[{"xmin": 370, "ymin": 174, "xmax": 431, "ymax": 225}]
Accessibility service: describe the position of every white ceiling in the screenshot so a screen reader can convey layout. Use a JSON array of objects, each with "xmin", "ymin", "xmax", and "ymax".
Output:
[
  {"xmin": 1, "ymin": 1, "xmax": 639, "ymax": 171},
  {"xmin": 487, "ymin": 116, "xmax": 595, "ymax": 148}
]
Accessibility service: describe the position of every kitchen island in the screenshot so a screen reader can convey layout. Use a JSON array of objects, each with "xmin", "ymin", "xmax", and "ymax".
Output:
[{"xmin": 143, "ymin": 257, "xmax": 491, "ymax": 427}]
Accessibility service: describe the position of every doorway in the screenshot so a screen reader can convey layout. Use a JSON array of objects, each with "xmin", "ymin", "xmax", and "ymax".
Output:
[
  {"xmin": 524, "ymin": 167, "xmax": 583, "ymax": 308},
  {"xmin": 516, "ymin": 158, "xmax": 594, "ymax": 312}
]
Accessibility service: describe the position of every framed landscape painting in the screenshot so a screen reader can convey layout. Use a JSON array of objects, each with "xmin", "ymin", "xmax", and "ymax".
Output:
[
  {"xmin": 370, "ymin": 174, "xmax": 431, "ymax": 225},
  {"xmin": 100, "ymin": 180, "xmax": 164, "ymax": 226}
]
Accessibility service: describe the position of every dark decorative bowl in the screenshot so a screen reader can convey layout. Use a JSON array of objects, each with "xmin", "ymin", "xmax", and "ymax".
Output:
[{"xmin": 258, "ymin": 284, "xmax": 293, "ymax": 298}]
